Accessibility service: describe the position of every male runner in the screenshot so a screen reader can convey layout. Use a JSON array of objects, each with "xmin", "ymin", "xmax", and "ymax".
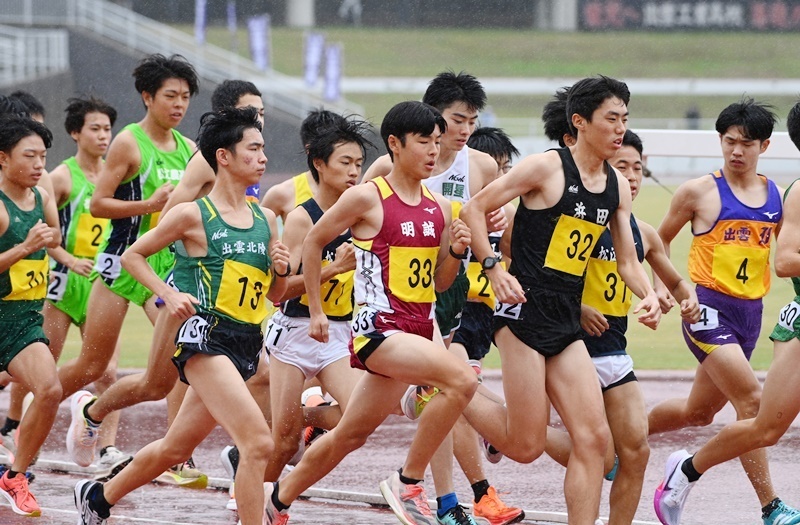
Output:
[
  {"xmin": 63, "ymin": 54, "xmax": 198, "ymax": 469},
  {"xmin": 263, "ymin": 100, "xmax": 477, "ymax": 525},
  {"xmin": 74, "ymin": 106, "xmax": 289, "ymax": 525},
  {"xmin": 0, "ymin": 114, "xmax": 62, "ymax": 517},
  {"xmin": 650, "ymin": 99, "xmax": 800, "ymax": 525},
  {"xmin": 363, "ymin": 71, "xmax": 500, "ymax": 525},
  {"xmin": 460, "ymin": 76, "xmax": 661, "ymax": 525},
  {"xmin": 76, "ymin": 80, "xmax": 265, "ymax": 488},
  {"xmin": 264, "ymin": 116, "xmax": 373, "ymax": 482},
  {"xmin": 544, "ymin": 130, "xmax": 700, "ymax": 525}
]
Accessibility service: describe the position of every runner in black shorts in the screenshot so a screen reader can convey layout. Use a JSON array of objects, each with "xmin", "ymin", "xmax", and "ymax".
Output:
[{"xmin": 460, "ymin": 76, "xmax": 661, "ymax": 525}]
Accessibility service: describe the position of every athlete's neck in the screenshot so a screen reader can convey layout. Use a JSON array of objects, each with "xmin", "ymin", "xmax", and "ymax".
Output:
[
  {"xmin": 434, "ymin": 145, "xmax": 460, "ymax": 175},
  {"xmin": 137, "ymin": 116, "xmax": 178, "ymax": 151},
  {"xmin": 0, "ymin": 179, "xmax": 33, "ymax": 203},
  {"xmin": 384, "ymin": 171, "xmax": 422, "ymax": 205},
  {"xmin": 315, "ymin": 182, "xmax": 343, "ymax": 212},
  {"xmin": 570, "ymin": 144, "xmax": 609, "ymax": 179},
  {"xmin": 721, "ymin": 165, "xmax": 761, "ymax": 188},
  {"xmin": 73, "ymin": 150, "xmax": 104, "ymax": 183}
]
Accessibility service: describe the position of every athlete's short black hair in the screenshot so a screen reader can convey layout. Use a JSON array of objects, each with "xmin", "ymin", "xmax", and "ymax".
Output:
[
  {"xmin": 0, "ymin": 95, "xmax": 31, "ymax": 118},
  {"xmin": 133, "ymin": 54, "xmax": 199, "ymax": 97},
  {"xmin": 622, "ymin": 129, "xmax": 643, "ymax": 157},
  {"xmin": 197, "ymin": 107, "xmax": 262, "ymax": 173},
  {"xmin": 542, "ymin": 86, "xmax": 573, "ymax": 147},
  {"xmin": 566, "ymin": 75, "xmax": 630, "ymax": 136},
  {"xmin": 211, "ymin": 80, "xmax": 262, "ymax": 112},
  {"xmin": 299, "ymin": 109, "xmax": 348, "ymax": 148},
  {"xmin": 467, "ymin": 127, "xmax": 519, "ymax": 163},
  {"xmin": 422, "ymin": 71, "xmax": 487, "ymax": 113},
  {"xmin": 64, "ymin": 96, "xmax": 117, "ymax": 135},
  {"xmin": 787, "ymin": 101, "xmax": 800, "ymax": 151},
  {"xmin": 381, "ymin": 101, "xmax": 447, "ymax": 161},
  {"xmin": 0, "ymin": 114, "xmax": 53, "ymax": 153},
  {"xmin": 307, "ymin": 117, "xmax": 375, "ymax": 183},
  {"xmin": 715, "ymin": 97, "xmax": 776, "ymax": 142},
  {"xmin": 9, "ymin": 90, "xmax": 45, "ymax": 119}
]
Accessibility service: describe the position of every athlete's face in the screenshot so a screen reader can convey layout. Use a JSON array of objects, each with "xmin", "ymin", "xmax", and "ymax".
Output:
[
  {"xmin": 720, "ymin": 126, "xmax": 769, "ymax": 177},
  {"xmin": 611, "ymin": 145, "xmax": 643, "ymax": 200},
  {"xmin": 236, "ymin": 94, "xmax": 266, "ymax": 128},
  {"xmin": 391, "ymin": 126, "xmax": 442, "ymax": 180},
  {"xmin": 315, "ymin": 141, "xmax": 363, "ymax": 195},
  {"xmin": 495, "ymin": 154, "xmax": 511, "ymax": 176},
  {"xmin": 145, "ymin": 77, "xmax": 191, "ymax": 128},
  {"xmin": 227, "ymin": 127, "xmax": 267, "ymax": 185},
  {"xmin": 440, "ymin": 102, "xmax": 478, "ymax": 152},
  {"xmin": 574, "ymin": 96, "xmax": 627, "ymax": 159},
  {"xmin": 73, "ymin": 111, "xmax": 112, "ymax": 159},
  {"xmin": 0, "ymin": 134, "xmax": 47, "ymax": 188}
]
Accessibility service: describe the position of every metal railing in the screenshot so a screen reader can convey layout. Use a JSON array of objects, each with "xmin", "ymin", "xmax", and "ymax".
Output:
[
  {"xmin": 0, "ymin": 0, "xmax": 362, "ymax": 119},
  {"xmin": 0, "ymin": 24, "xmax": 69, "ymax": 86}
]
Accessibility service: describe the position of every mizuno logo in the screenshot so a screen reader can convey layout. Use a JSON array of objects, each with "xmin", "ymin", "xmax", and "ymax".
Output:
[
  {"xmin": 716, "ymin": 334, "xmax": 732, "ymax": 340},
  {"xmin": 763, "ymin": 211, "xmax": 779, "ymax": 219},
  {"xmin": 424, "ymin": 207, "xmax": 437, "ymax": 214},
  {"xmin": 568, "ymin": 185, "xmax": 579, "ymax": 194}
]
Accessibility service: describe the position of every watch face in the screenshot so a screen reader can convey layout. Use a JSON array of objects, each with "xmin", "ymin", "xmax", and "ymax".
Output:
[{"xmin": 482, "ymin": 257, "xmax": 497, "ymax": 270}]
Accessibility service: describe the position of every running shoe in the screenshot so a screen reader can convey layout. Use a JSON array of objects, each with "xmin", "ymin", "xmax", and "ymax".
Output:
[
  {"xmin": 400, "ymin": 385, "xmax": 440, "ymax": 421},
  {"xmin": 654, "ymin": 450, "xmax": 694, "ymax": 525},
  {"xmin": 67, "ymin": 390, "xmax": 100, "ymax": 467},
  {"xmin": 0, "ymin": 469, "xmax": 40, "ymax": 517},
  {"xmin": 481, "ymin": 438, "xmax": 503, "ymax": 464},
  {"xmin": 379, "ymin": 469, "xmax": 435, "ymax": 525},
  {"xmin": 467, "ymin": 359, "xmax": 483, "ymax": 383},
  {"xmin": 303, "ymin": 425, "xmax": 327, "ymax": 448},
  {"xmin": 437, "ymin": 504, "xmax": 478, "ymax": 525},
  {"xmin": 220, "ymin": 445, "xmax": 239, "ymax": 510},
  {"xmin": 93, "ymin": 446, "xmax": 133, "ymax": 481},
  {"xmin": 473, "ymin": 486, "xmax": 524, "ymax": 525},
  {"xmin": 156, "ymin": 457, "xmax": 208, "ymax": 489},
  {"xmin": 595, "ymin": 520, "xmax": 605, "ymax": 525},
  {"xmin": 604, "ymin": 455, "xmax": 619, "ymax": 481},
  {"xmin": 264, "ymin": 481, "xmax": 290, "ymax": 525},
  {"xmin": 764, "ymin": 501, "xmax": 800, "ymax": 525},
  {"xmin": 0, "ymin": 465, "xmax": 34, "ymax": 484},
  {"xmin": 74, "ymin": 479, "xmax": 108, "ymax": 525},
  {"xmin": 0, "ymin": 430, "xmax": 15, "ymax": 464}
]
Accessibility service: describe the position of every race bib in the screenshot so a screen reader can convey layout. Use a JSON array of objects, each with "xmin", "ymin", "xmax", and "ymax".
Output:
[
  {"xmin": 73, "ymin": 213, "xmax": 109, "ymax": 258},
  {"xmin": 177, "ymin": 315, "xmax": 210, "ymax": 344},
  {"xmin": 582, "ymin": 258, "xmax": 630, "ymax": 317},
  {"xmin": 777, "ymin": 300, "xmax": 800, "ymax": 332},
  {"xmin": 264, "ymin": 318, "xmax": 290, "ymax": 350},
  {"xmin": 47, "ymin": 269, "xmax": 68, "ymax": 301},
  {"xmin": 494, "ymin": 300, "xmax": 522, "ymax": 320},
  {"xmin": 7, "ymin": 258, "xmax": 48, "ymax": 301},
  {"xmin": 215, "ymin": 259, "xmax": 270, "ymax": 325},
  {"xmin": 351, "ymin": 307, "xmax": 378, "ymax": 336},
  {"xmin": 95, "ymin": 253, "xmax": 122, "ymax": 281},
  {"xmin": 388, "ymin": 246, "xmax": 438, "ymax": 304},
  {"xmin": 544, "ymin": 215, "xmax": 606, "ymax": 276},
  {"xmin": 712, "ymin": 245, "xmax": 769, "ymax": 299},
  {"xmin": 690, "ymin": 305, "xmax": 719, "ymax": 332}
]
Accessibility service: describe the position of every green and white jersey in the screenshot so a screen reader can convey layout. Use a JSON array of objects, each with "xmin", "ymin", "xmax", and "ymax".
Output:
[
  {"xmin": 173, "ymin": 197, "xmax": 273, "ymax": 326},
  {"xmin": 0, "ymin": 188, "xmax": 48, "ymax": 320}
]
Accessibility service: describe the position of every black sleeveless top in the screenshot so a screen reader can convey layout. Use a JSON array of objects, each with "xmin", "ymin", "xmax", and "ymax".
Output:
[{"xmin": 508, "ymin": 147, "xmax": 620, "ymax": 294}]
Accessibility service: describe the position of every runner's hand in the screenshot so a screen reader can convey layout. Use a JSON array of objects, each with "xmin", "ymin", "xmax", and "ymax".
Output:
[
  {"xmin": 333, "ymin": 241, "xmax": 356, "ymax": 273},
  {"xmin": 488, "ymin": 268, "xmax": 526, "ymax": 304},
  {"xmin": 633, "ymin": 292, "xmax": 661, "ymax": 330},
  {"xmin": 655, "ymin": 284, "xmax": 675, "ymax": 314},
  {"xmin": 486, "ymin": 208, "xmax": 508, "ymax": 233},
  {"xmin": 580, "ymin": 304, "xmax": 609, "ymax": 336},
  {"xmin": 22, "ymin": 219, "xmax": 54, "ymax": 253},
  {"xmin": 680, "ymin": 297, "xmax": 701, "ymax": 324},
  {"xmin": 308, "ymin": 312, "xmax": 329, "ymax": 343},
  {"xmin": 450, "ymin": 218, "xmax": 471, "ymax": 254},
  {"xmin": 70, "ymin": 258, "xmax": 94, "ymax": 277},
  {"xmin": 270, "ymin": 240, "xmax": 291, "ymax": 276},
  {"xmin": 148, "ymin": 183, "xmax": 174, "ymax": 212},
  {"xmin": 162, "ymin": 289, "xmax": 199, "ymax": 320}
]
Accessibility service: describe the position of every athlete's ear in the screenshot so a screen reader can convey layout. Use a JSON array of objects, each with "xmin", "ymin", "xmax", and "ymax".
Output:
[
  {"xmin": 387, "ymin": 134, "xmax": 401, "ymax": 156},
  {"xmin": 0, "ymin": 150, "xmax": 7, "ymax": 169},
  {"xmin": 312, "ymin": 157, "xmax": 325, "ymax": 173},
  {"xmin": 141, "ymin": 91, "xmax": 153, "ymax": 109},
  {"xmin": 216, "ymin": 147, "xmax": 228, "ymax": 167},
  {"xmin": 570, "ymin": 113, "xmax": 584, "ymax": 133},
  {"xmin": 760, "ymin": 138, "xmax": 770, "ymax": 154}
]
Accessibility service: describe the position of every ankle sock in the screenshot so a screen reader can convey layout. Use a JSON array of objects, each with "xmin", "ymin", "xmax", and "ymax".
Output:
[
  {"xmin": 398, "ymin": 468, "xmax": 422, "ymax": 485},
  {"xmin": 471, "ymin": 479, "xmax": 490, "ymax": 503},
  {"xmin": 762, "ymin": 498, "xmax": 782, "ymax": 519},
  {"xmin": 680, "ymin": 456, "xmax": 702, "ymax": 483},
  {"xmin": 7, "ymin": 469, "xmax": 19, "ymax": 478},
  {"xmin": 83, "ymin": 401, "xmax": 102, "ymax": 426},
  {"xmin": 272, "ymin": 482, "xmax": 290, "ymax": 512},
  {"xmin": 436, "ymin": 492, "xmax": 458, "ymax": 517},
  {"xmin": 89, "ymin": 483, "xmax": 112, "ymax": 518},
  {"xmin": 0, "ymin": 418, "xmax": 19, "ymax": 436}
]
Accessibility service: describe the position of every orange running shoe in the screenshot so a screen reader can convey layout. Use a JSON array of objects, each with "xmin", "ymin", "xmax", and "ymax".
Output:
[
  {"xmin": 473, "ymin": 486, "xmax": 524, "ymax": 525},
  {"xmin": 0, "ymin": 469, "xmax": 40, "ymax": 516}
]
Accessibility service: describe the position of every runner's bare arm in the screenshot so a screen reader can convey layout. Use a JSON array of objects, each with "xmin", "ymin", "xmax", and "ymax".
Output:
[
  {"xmin": 775, "ymin": 182, "xmax": 800, "ymax": 278},
  {"xmin": 161, "ymin": 152, "xmax": 213, "ymax": 216},
  {"xmin": 91, "ymin": 131, "xmax": 172, "ymax": 219},
  {"xmin": 265, "ymin": 208, "xmax": 290, "ymax": 302},
  {"xmin": 434, "ymin": 193, "xmax": 470, "ymax": 292},
  {"xmin": 260, "ymin": 178, "xmax": 294, "ymax": 220},
  {"xmin": 360, "ymin": 153, "xmax": 392, "ymax": 183}
]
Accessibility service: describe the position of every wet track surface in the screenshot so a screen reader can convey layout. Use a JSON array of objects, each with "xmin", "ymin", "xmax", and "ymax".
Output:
[{"xmin": 2, "ymin": 370, "xmax": 799, "ymax": 524}]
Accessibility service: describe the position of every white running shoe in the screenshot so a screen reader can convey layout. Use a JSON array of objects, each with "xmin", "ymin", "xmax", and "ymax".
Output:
[
  {"xmin": 66, "ymin": 391, "xmax": 100, "ymax": 467},
  {"xmin": 654, "ymin": 449, "xmax": 695, "ymax": 525},
  {"xmin": 93, "ymin": 446, "xmax": 133, "ymax": 481}
]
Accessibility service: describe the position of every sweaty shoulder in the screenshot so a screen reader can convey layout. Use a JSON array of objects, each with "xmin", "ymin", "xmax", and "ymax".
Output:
[
  {"xmin": 467, "ymin": 147, "xmax": 499, "ymax": 189},
  {"xmin": 673, "ymin": 174, "xmax": 715, "ymax": 207},
  {"xmin": 260, "ymin": 178, "xmax": 295, "ymax": 217}
]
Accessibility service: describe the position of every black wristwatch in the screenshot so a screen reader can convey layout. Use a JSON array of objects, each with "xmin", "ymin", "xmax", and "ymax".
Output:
[{"xmin": 481, "ymin": 256, "xmax": 501, "ymax": 271}]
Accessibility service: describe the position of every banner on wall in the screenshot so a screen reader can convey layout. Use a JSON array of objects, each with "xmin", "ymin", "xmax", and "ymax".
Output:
[
  {"xmin": 323, "ymin": 43, "xmax": 343, "ymax": 102},
  {"xmin": 247, "ymin": 14, "xmax": 272, "ymax": 70},
  {"xmin": 194, "ymin": 0, "xmax": 207, "ymax": 44},
  {"xmin": 579, "ymin": 1, "xmax": 800, "ymax": 30},
  {"xmin": 304, "ymin": 32, "xmax": 326, "ymax": 87}
]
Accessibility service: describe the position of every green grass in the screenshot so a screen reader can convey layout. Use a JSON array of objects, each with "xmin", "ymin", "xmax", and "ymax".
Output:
[{"xmin": 181, "ymin": 25, "xmax": 800, "ymax": 123}]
